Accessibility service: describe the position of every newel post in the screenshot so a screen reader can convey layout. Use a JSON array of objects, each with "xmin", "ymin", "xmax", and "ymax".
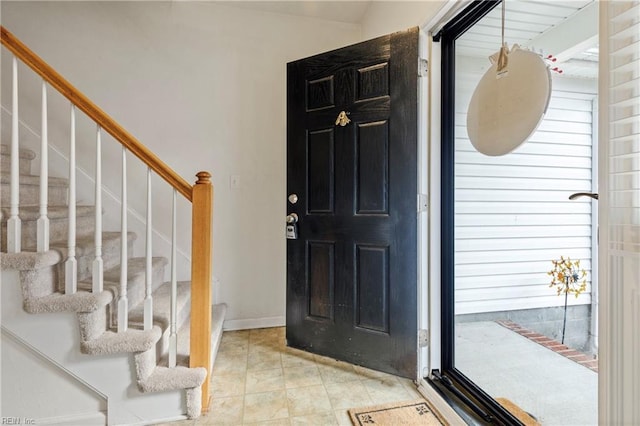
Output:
[{"xmin": 190, "ymin": 171, "xmax": 213, "ymax": 412}]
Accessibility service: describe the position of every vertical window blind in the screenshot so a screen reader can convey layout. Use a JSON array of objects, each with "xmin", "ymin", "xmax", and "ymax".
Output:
[{"xmin": 600, "ymin": 1, "xmax": 640, "ymax": 424}]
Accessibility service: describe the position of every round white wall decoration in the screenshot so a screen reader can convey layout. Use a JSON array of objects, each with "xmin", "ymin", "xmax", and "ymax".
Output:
[{"xmin": 466, "ymin": 46, "xmax": 552, "ymax": 156}]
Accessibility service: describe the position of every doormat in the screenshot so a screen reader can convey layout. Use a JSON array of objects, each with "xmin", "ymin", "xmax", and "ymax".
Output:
[
  {"xmin": 496, "ymin": 397, "xmax": 541, "ymax": 426},
  {"xmin": 349, "ymin": 399, "xmax": 447, "ymax": 425}
]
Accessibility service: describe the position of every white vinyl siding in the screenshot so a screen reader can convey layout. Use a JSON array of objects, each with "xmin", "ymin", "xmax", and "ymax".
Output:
[{"xmin": 454, "ymin": 69, "xmax": 596, "ymax": 315}]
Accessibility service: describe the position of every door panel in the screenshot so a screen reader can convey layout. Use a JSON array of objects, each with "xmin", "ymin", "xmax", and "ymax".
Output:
[
  {"xmin": 307, "ymin": 241, "xmax": 335, "ymax": 320},
  {"xmin": 356, "ymin": 244, "xmax": 390, "ymax": 333},
  {"xmin": 356, "ymin": 121, "xmax": 389, "ymax": 214},
  {"xmin": 287, "ymin": 28, "xmax": 418, "ymax": 378},
  {"xmin": 307, "ymin": 129, "xmax": 335, "ymax": 214}
]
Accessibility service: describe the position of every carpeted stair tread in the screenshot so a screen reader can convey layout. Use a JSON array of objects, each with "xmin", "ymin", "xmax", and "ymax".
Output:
[
  {"xmin": 129, "ymin": 281, "xmax": 191, "ymax": 330},
  {"xmin": 0, "ymin": 205, "xmax": 94, "ymax": 220},
  {"xmin": 23, "ymin": 289, "xmax": 113, "ymax": 314},
  {"xmin": 138, "ymin": 365, "xmax": 207, "ymax": 393},
  {"xmin": 0, "ymin": 250, "xmax": 62, "ymax": 270},
  {"xmin": 81, "ymin": 325, "xmax": 163, "ymax": 355}
]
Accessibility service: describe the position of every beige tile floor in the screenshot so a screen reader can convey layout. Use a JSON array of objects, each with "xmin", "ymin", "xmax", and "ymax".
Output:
[{"xmin": 158, "ymin": 327, "xmax": 424, "ymax": 426}]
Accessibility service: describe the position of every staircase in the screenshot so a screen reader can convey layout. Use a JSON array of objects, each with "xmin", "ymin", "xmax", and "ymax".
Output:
[{"xmin": 1, "ymin": 26, "xmax": 225, "ymax": 425}]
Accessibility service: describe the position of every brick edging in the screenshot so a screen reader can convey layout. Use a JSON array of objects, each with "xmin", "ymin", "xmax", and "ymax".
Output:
[{"xmin": 496, "ymin": 320, "xmax": 598, "ymax": 373}]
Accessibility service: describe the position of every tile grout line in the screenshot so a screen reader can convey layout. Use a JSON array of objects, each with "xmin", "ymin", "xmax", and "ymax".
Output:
[{"xmin": 204, "ymin": 327, "xmax": 424, "ymax": 425}]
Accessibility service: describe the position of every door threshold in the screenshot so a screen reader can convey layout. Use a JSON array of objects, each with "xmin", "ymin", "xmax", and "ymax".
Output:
[{"xmin": 417, "ymin": 378, "xmax": 474, "ymax": 426}]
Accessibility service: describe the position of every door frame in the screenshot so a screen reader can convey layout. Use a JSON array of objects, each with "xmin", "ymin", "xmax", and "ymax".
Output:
[
  {"xmin": 428, "ymin": 1, "xmax": 523, "ymax": 423},
  {"xmin": 417, "ymin": 0, "xmax": 496, "ymax": 383},
  {"xmin": 417, "ymin": 27, "xmax": 431, "ymax": 382},
  {"xmin": 419, "ymin": 1, "xmax": 605, "ymax": 424}
]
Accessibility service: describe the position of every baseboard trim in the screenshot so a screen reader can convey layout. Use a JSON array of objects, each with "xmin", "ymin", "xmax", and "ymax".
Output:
[
  {"xmin": 34, "ymin": 411, "xmax": 107, "ymax": 425},
  {"xmin": 223, "ymin": 316, "xmax": 285, "ymax": 331},
  {"xmin": 121, "ymin": 415, "xmax": 188, "ymax": 426}
]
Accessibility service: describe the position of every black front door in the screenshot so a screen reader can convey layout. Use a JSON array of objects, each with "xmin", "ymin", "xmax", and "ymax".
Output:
[{"xmin": 286, "ymin": 28, "xmax": 419, "ymax": 378}]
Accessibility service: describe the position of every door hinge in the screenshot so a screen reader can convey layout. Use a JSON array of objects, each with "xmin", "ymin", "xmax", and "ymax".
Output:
[
  {"xmin": 418, "ymin": 58, "xmax": 428, "ymax": 77},
  {"xmin": 417, "ymin": 193, "xmax": 428, "ymax": 213},
  {"xmin": 418, "ymin": 329, "xmax": 429, "ymax": 347}
]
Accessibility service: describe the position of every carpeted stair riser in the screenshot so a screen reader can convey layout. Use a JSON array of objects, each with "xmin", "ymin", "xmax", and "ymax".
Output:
[
  {"xmin": 97, "ymin": 257, "xmax": 168, "ymax": 329},
  {"xmin": 1, "ymin": 157, "xmax": 32, "ymax": 176},
  {"xmin": 154, "ymin": 300, "xmax": 191, "ymax": 364},
  {"xmin": 0, "ymin": 144, "xmax": 35, "ymax": 175},
  {"xmin": 1, "ymin": 144, "xmax": 68, "ymax": 206},
  {"xmin": 129, "ymin": 281, "xmax": 192, "ymax": 363},
  {"xmin": 1, "ymin": 174, "xmax": 69, "ymax": 207},
  {"xmin": 77, "ymin": 308, "xmax": 109, "ymax": 342},
  {"xmin": 0, "ymin": 206, "xmax": 95, "ymax": 252},
  {"xmin": 159, "ymin": 321, "xmax": 192, "ymax": 369},
  {"xmin": 55, "ymin": 232, "xmax": 136, "ymax": 292},
  {"xmin": 135, "ymin": 347, "xmax": 157, "ymax": 381},
  {"xmin": 19, "ymin": 266, "xmax": 59, "ymax": 300}
]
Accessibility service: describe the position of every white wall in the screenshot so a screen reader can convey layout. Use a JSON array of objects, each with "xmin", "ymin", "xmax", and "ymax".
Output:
[
  {"xmin": 1, "ymin": 328, "xmax": 106, "ymax": 425},
  {"xmin": 361, "ymin": 1, "xmax": 446, "ymax": 39},
  {"xmin": 0, "ymin": 2, "xmax": 362, "ymax": 325}
]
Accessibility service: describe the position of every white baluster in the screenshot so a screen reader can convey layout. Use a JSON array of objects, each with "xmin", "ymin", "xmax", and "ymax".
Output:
[
  {"xmin": 8, "ymin": 56, "xmax": 21, "ymax": 253},
  {"xmin": 143, "ymin": 168, "xmax": 153, "ymax": 331},
  {"xmin": 117, "ymin": 146, "xmax": 128, "ymax": 332},
  {"xmin": 168, "ymin": 189, "xmax": 177, "ymax": 368},
  {"xmin": 65, "ymin": 105, "xmax": 77, "ymax": 294},
  {"xmin": 37, "ymin": 81, "xmax": 49, "ymax": 252},
  {"xmin": 92, "ymin": 126, "xmax": 103, "ymax": 293}
]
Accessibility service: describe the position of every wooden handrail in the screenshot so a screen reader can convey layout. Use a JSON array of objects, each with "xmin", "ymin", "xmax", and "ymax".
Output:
[{"xmin": 0, "ymin": 26, "xmax": 193, "ymax": 201}]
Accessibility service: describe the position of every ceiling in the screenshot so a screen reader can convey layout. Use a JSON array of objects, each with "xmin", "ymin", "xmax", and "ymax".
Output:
[
  {"xmin": 456, "ymin": 0, "xmax": 598, "ymax": 79},
  {"xmin": 219, "ymin": 1, "xmax": 373, "ymax": 24},
  {"xmin": 217, "ymin": 0, "xmax": 598, "ymax": 79}
]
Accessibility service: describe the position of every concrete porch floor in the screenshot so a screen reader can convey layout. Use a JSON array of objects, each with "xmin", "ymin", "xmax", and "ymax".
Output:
[{"xmin": 456, "ymin": 321, "xmax": 598, "ymax": 425}]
